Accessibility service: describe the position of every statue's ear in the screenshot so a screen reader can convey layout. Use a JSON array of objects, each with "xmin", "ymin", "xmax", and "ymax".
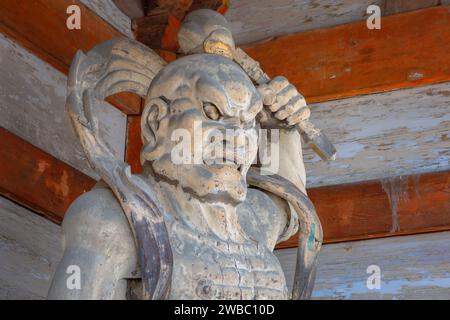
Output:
[{"xmin": 141, "ymin": 97, "xmax": 169, "ymax": 149}]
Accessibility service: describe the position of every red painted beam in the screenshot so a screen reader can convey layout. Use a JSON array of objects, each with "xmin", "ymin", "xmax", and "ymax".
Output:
[
  {"xmin": 0, "ymin": 128, "xmax": 96, "ymax": 223},
  {"xmin": 244, "ymin": 6, "xmax": 450, "ymax": 104}
]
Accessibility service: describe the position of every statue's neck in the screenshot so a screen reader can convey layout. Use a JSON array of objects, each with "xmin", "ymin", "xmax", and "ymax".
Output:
[{"xmin": 157, "ymin": 180, "xmax": 247, "ymax": 243}]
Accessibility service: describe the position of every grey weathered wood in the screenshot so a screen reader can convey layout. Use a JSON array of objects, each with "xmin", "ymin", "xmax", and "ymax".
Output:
[
  {"xmin": 0, "ymin": 35, "xmax": 127, "ymax": 179},
  {"xmin": 304, "ymin": 82, "xmax": 450, "ymax": 187},
  {"xmin": 384, "ymin": 0, "xmax": 439, "ymax": 15},
  {"xmin": 0, "ymin": 197, "xmax": 62, "ymax": 299},
  {"xmin": 80, "ymin": 0, "xmax": 134, "ymax": 38},
  {"xmin": 276, "ymin": 231, "xmax": 450, "ymax": 299},
  {"xmin": 225, "ymin": 0, "xmax": 440, "ymax": 45}
]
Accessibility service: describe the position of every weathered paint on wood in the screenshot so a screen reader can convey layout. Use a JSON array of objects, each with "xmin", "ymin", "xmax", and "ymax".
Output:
[
  {"xmin": 0, "ymin": 197, "xmax": 62, "ymax": 299},
  {"xmin": 80, "ymin": 0, "xmax": 134, "ymax": 37},
  {"xmin": 243, "ymin": 6, "xmax": 450, "ymax": 104},
  {"xmin": 0, "ymin": 0, "xmax": 141, "ymax": 114},
  {"xmin": 276, "ymin": 231, "xmax": 450, "ymax": 299},
  {"xmin": 278, "ymin": 170, "xmax": 450, "ymax": 248},
  {"xmin": 305, "ymin": 82, "xmax": 450, "ymax": 187},
  {"xmin": 0, "ymin": 35, "xmax": 127, "ymax": 178},
  {"xmin": 0, "ymin": 128, "xmax": 96, "ymax": 223},
  {"xmin": 226, "ymin": 0, "xmax": 441, "ymax": 45}
]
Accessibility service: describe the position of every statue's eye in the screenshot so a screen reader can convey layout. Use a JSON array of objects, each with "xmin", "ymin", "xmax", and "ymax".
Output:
[{"xmin": 203, "ymin": 102, "xmax": 222, "ymax": 121}]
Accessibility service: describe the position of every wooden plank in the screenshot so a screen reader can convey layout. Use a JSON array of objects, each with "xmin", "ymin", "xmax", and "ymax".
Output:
[
  {"xmin": 0, "ymin": 196, "xmax": 62, "ymax": 299},
  {"xmin": 80, "ymin": 0, "xmax": 134, "ymax": 37},
  {"xmin": 278, "ymin": 170, "xmax": 450, "ymax": 248},
  {"xmin": 0, "ymin": 0, "xmax": 141, "ymax": 114},
  {"xmin": 243, "ymin": 6, "xmax": 450, "ymax": 103},
  {"xmin": 304, "ymin": 82, "xmax": 450, "ymax": 187},
  {"xmin": 0, "ymin": 128, "xmax": 96, "ymax": 223},
  {"xmin": 226, "ymin": 0, "xmax": 441, "ymax": 45},
  {"xmin": 0, "ymin": 35, "xmax": 127, "ymax": 179},
  {"xmin": 112, "ymin": 0, "xmax": 145, "ymax": 19},
  {"xmin": 276, "ymin": 231, "xmax": 450, "ymax": 299},
  {"xmin": 384, "ymin": 0, "xmax": 440, "ymax": 15}
]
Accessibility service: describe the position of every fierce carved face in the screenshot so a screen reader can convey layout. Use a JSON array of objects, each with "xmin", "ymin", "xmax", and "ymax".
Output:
[{"xmin": 141, "ymin": 54, "xmax": 262, "ymax": 203}]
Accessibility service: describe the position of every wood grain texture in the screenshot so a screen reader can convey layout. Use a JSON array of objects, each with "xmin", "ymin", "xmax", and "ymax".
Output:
[
  {"xmin": 278, "ymin": 170, "xmax": 450, "ymax": 248},
  {"xmin": 0, "ymin": 35, "xmax": 127, "ymax": 179},
  {"xmin": 112, "ymin": 0, "xmax": 145, "ymax": 19},
  {"xmin": 226, "ymin": 0, "xmax": 441, "ymax": 45},
  {"xmin": 243, "ymin": 6, "xmax": 450, "ymax": 103},
  {"xmin": 0, "ymin": 197, "xmax": 62, "ymax": 299},
  {"xmin": 384, "ymin": 0, "xmax": 440, "ymax": 15},
  {"xmin": 0, "ymin": 0, "xmax": 141, "ymax": 114},
  {"xmin": 0, "ymin": 128, "xmax": 96, "ymax": 223},
  {"xmin": 305, "ymin": 82, "xmax": 450, "ymax": 187},
  {"xmin": 80, "ymin": 0, "xmax": 134, "ymax": 37},
  {"xmin": 276, "ymin": 231, "xmax": 450, "ymax": 299}
]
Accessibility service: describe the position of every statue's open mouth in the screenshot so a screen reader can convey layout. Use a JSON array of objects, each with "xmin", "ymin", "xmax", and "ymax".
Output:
[{"xmin": 202, "ymin": 145, "xmax": 248, "ymax": 174}]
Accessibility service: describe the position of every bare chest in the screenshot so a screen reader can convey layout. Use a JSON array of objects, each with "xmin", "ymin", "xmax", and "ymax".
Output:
[{"xmin": 166, "ymin": 219, "xmax": 288, "ymax": 300}]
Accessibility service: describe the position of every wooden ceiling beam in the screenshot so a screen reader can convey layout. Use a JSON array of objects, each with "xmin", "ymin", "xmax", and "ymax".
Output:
[
  {"xmin": 0, "ymin": 128, "xmax": 95, "ymax": 224},
  {"xmin": 278, "ymin": 170, "xmax": 450, "ymax": 248},
  {"xmin": 0, "ymin": 0, "xmax": 142, "ymax": 114},
  {"xmin": 243, "ymin": 6, "xmax": 450, "ymax": 104},
  {"xmin": 112, "ymin": 0, "xmax": 146, "ymax": 19}
]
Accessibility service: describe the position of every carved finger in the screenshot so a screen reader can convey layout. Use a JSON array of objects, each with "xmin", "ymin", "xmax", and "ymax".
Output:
[
  {"xmin": 268, "ymin": 76, "xmax": 290, "ymax": 92},
  {"xmin": 269, "ymin": 84, "xmax": 297, "ymax": 112},
  {"xmin": 274, "ymin": 95, "xmax": 304, "ymax": 120},
  {"xmin": 287, "ymin": 106, "xmax": 311, "ymax": 125}
]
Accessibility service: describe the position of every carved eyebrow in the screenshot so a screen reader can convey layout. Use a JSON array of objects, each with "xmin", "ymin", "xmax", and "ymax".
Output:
[{"xmin": 196, "ymin": 78, "xmax": 234, "ymax": 116}]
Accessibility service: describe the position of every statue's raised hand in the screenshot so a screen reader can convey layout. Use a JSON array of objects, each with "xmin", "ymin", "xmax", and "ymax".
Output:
[{"xmin": 257, "ymin": 76, "xmax": 311, "ymax": 129}]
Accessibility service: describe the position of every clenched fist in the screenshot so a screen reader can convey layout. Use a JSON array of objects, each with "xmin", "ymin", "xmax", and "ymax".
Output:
[{"xmin": 257, "ymin": 76, "xmax": 311, "ymax": 129}]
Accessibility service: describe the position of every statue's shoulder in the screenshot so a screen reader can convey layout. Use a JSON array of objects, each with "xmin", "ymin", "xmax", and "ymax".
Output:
[
  {"xmin": 65, "ymin": 184, "xmax": 124, "ymax": 225},
  {"xmin": 62, "ymin": 183, "xmax": 134, "ymax": 251}
]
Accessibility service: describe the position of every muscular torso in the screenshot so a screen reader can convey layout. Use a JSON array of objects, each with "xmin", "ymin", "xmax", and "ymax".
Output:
[
  {"xmin": 158, "ymin": 181, "xmax": 291, "ymax": 299},
  {"xmin": 49, "ymin": 179, "xmax": 295, "ymax": 300}
]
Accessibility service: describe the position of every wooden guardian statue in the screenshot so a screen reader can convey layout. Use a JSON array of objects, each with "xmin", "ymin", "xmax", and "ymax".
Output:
[{"xmin": 48, "ymin": 9, "xmax": 333, "ymax": 300}]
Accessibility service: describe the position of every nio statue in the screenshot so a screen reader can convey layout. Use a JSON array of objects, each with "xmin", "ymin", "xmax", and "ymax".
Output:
[{"xmin": 48, "ymin": 9, "xmax": 329, "ymax": 300}]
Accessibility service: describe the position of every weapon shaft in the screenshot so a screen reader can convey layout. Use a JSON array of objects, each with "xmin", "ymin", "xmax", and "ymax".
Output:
[{"xmin": 234, "ymin": 48, "xmax": 337, "ymax": 161}]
